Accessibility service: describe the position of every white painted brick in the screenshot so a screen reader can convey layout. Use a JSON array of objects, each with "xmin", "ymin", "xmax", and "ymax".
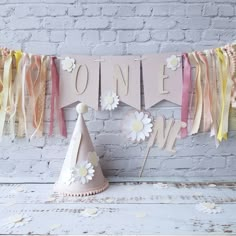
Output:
[
  {"xmin": 48, "ymin": 5, "xmax": 67, "ymax": 16},
  {"xmin": 135, "ymin": 30, "xmax": 150, "ymax": 42},
  {"xmin": 8, "ymin": 17, "xmax": 41, "ymax": 30},
  {"xmin": 102, "ymin": 5, "xmax": 118, "ymax": 16},
  {"xmin": 104, "ymin": 120, "xmax": 121, "ymax": 132},
  {"xmin": 162, "ymin": 158, "xmax": 194, "ymax": 169},
  {"xmin": 117, "ymin": 5, "xmax": 135, "ymax": 17},
  {"xmin": 168, "ymin": 30, "xmax": 185, "ymax": 41},
  {"xmin": 151, "ymin": 30, "xmax": 168, "ymax": 41},
  {"xmin": 203, "ymin": 3, "xmax": 218, "ymax": 16},
  {"xmin": 84, "ymin": 5, "xmax": 101, "ymax": 16},
  {"xmin": 178, "ymin": 17, "xmax": 211, "ymax": 30},
  {"xmin": 127, "ymin": 41, "xmax": 159, "ymax": 54},
  {"xmin": 153, "ymin": 5, "xmax": 169, "ymax": 16},
  {"xmin": 30, "ymin": 5, "xmax": 48, "ymax": 17},
  {"xmin": 135, "ymin": 5, "xmax": 152, "ymax": 16},
  {"xmin": 66, "ymin": 30, "xmax": 83, "ymax": 43},
  {"xmin": 0, "ymin": 31, "xmax": 31, "ymax": 43},
  {"xmin": 160, "ymin": 43, "xmax": 192, "ymax": 52},
  {"xmin": 75, "ymin": 17, "xmax": 109, "ymax": 29},
  {"xmin": 185, "ymin": 4, "xmax": 202, "ymax": 16},
  {"xmin": 0, "ymin": 6, "xmax": 14, "ymax": 17},
  {"xmin": 50, "ymin": 31, "xmax": 65, "ymax": 42},
  {"xmin": 30, "ymin": 30, "xmax": 50, "ymax": 42},
  {"xmin": 87, "ymin": 120, "xmax": 104, "ymax": 132},
  {"xmin": 92, "ymin": 43, "xmax": 124, "ymax": 55},
  {"xmin": 24, "ymin": 42, "xmax": 58, "ymax": 55},
  {"xmin": 202, "ymin": 30, "xmax": 220, "ymax": 40},
  {"xmin": 198, "ymin": 157, "xmax": 226, "ymax": 168},
  {"xmin": 212, "ymin": 19, "xmax": 236, "ymax": 29},
  {"xmin": 112, "ymin": 18, "xmax": 144, "ymax": 29},
  {"xmin": 169, "ymin": 4, "xmax": 185, "ymax": 16},
  {"xmin": 185, "ymin": 30, "xmax": 201, "ymax": 42},
  {"xmin": 82, "ymin": 30, "xmax": 100, "ymax": 44},
  {"xmin": 118, "ymin": 30, "xmax": 135, "ymax": 42},
  {"xmin": 31, "ymin": 161, "xmax": 48, "ymax": 174},
  {"xmin": 218, "ymin": 5, "xmax": 234, "ymax": 16},
  {"xmin": 100, "ymin": 31, "xmax": 116, "ymax": 42},
  {"xmin": 14, "ymin": 5, "xmax": 30, "ymax": 17},
  {"xmin": 0, "ymin": 161, "xmax": 16, "ymax": 175},
  {"xmin": 68, "ymin": 6, "xmax": 83, "ymax": 16},
  {"xmin": 44, "ymin": 17, "xmax": 74, "ymax": 29},
  {"xmin": 96, "ymin": 134, "xmax": 125, "ymax": 145},
  {"xmin": 95, "ymin": 111, "xmax": 110, "ymax": 120},
  {"xmin": 145, "ymin": 18, "xmax": 176, "ymax": 29}
]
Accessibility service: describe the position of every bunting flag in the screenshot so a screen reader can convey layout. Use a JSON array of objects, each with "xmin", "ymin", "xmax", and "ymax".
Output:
[
  {"xmin": 100, "ymin": 56, "xmax": 141, "ymax": 110},
  {"xmin": 142, "ymin": 53, "xmax": 183, "ymax": 109},
  {"xmin": 0, "ymin": 42, "xmax": 235, "ymax": 148},
  {"xmin": 59, "ymin": 55, "xmax": 100, "ymax": 110}
]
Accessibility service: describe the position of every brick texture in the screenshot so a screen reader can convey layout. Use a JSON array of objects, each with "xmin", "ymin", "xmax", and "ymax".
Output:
[{"xmin": 0, "ymin": 0, "xmax": 236, "ymax": 182}]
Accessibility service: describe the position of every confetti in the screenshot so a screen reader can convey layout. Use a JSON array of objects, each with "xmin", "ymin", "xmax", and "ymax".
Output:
[
  {"xmin": 195, "ymin": 202, "xmax": 223, "ymax": 214},
  {"xmin": 81, "ymin": 208, "xmax": 99, "ymax": 217}
]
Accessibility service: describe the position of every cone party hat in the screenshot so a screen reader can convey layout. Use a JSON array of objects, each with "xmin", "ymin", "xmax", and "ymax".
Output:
[{"xmin": 54, "ymin": 103, "xmax": 109, "ymax": 196}]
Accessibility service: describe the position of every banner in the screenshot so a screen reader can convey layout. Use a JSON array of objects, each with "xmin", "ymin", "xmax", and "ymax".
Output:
[
  {"xmin": 59, "ymin": 55, "xmax": 100, "ymax": 110},
  {"xmin": 100, "ymin": 56, "xmax": 141, "ymax": 110},
  {"xmin": 142, "ymin": 53, "xmax": 183, "ymax": 109}
]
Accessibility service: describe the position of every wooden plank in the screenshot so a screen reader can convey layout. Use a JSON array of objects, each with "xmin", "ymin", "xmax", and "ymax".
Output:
[
  {"xmin": 0, "ymin": 203, "xmax": 235, "ymax": 235},
  {"xmin": 0, "ymin": 183, "xmax": 236, "ymax": 205}
]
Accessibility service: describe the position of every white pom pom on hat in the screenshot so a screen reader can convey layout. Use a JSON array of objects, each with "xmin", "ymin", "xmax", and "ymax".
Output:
[{"xmin": 76, "ymin": 103, "xmax": 88, "ymax": 114}]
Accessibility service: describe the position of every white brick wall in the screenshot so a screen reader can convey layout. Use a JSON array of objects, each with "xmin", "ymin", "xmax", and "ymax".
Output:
[{"xmin": 0, "ymin": 0, "xmax": 236, "ymax": 182}]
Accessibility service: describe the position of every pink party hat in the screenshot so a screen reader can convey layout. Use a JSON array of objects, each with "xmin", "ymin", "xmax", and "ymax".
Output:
[{"xmin": 54, "ymin": 103, "xmax": 109, "ymax": 196}]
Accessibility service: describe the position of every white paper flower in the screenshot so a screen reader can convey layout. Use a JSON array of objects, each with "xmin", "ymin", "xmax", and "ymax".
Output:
[
  {"xmin": 61, "ymin": 57, "xmax": 76, "ymax": 72},
  {"xmin": 2, "ymin": 214, "xmax": 32, "ymax": 229},
  {"xmin": 166, "ymin": 55, "xmax": 181, "ymax": 71},
  {"xmin": 80, "ymin": 208, "xmax": 99, "ymax": 217},
  {"xmin": 100, "ymin": 91, "xmax": 119, "ymax": 111},
  {"xmin": 88, "ymin": 151, "xmax": 99, "ymax": 167},
  {"xmin": 123, "ymin": 111, "xmax": 153, "ymax": 143},
  {"xmin": 73, "ymin": 161, "xmax": 95, "ymax": 185},
  {"xmin": 61, "ymin": 168, "xmax": 75, "ymax": 185},
  {"xmin": 195, "ymin": 202, "xmax": 223, "ymax": 214}
]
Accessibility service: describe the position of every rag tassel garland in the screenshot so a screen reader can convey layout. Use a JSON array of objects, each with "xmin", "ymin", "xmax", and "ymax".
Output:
[
  {"xmin": 0, "ymin": 48, "xmax": 67, "ymax": 141},
  {"xmin": 183, "ymin": 43, "xmax": 236, "ymax": 145}
]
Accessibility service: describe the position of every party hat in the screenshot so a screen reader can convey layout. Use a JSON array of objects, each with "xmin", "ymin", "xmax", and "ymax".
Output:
[{"xmin": 54, "ymin": 103, "xmax": 109, "ymax": 196}]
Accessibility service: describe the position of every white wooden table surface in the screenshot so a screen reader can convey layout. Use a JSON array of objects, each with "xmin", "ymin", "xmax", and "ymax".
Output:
[{"xmin": 0, "ymin": 182, "xmax": 236, "ymax": 235}]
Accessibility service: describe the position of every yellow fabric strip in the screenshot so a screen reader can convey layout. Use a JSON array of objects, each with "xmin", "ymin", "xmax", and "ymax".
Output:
[{"xmin": 216, "ymin": 48, "xmax": 233, "ymax": 141}]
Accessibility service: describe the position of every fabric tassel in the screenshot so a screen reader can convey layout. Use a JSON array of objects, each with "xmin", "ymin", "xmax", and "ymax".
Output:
[
  {"xmin": 49, "ymin": 57, "xmax": 67, "ymax": 137},
  {"xmin": 181, "ymin": 53, "xmax": 191, "ymax": 138}
]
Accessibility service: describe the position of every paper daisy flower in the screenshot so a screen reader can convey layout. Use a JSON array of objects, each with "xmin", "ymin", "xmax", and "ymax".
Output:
[
  {"xmin": 74, "ymin": 161, "xmax": 95, "ymax": 185},
  {"xmin": 88, "ymin": 151, "xmax": 99, "ymax": 167},
  {"xmin": 122, "ymin": 111, "xmax": 153, "ymax": 143},
  {"xmin": 61, "ymin": 168, "xmax": 75, "ymax": 185},
  {"xmin": 2, "ymin": 214, "xmax": 32, "ymax": 229},
  {"xmin": 100, "ymin": 91, "xmax": 119, "ymax": 111},
  {"xmin": 61, "ymin": 57, "xmax": 76, "ymax": 72},
  {"xmin": 166, "ymin": 55, "xmax": 181, "ymax": 71},
  {"xmin": 195, "ymin": 202, "xmax": 223, "ymax": 214}
]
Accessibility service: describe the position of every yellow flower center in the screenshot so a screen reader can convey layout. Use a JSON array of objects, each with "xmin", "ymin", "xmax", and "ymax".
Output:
[
  {"xmin": 171, "ymin": 58, "xmax": 178, "ymax": 66},
  {"xmin": 79, "ymin": 167, "xmax": 88, "ymax": 177},
  {"xmin": 132, "ymin": 120, "xmax": 144, "ymax": 132},
  {"xmin": 105, "ymin": 96, "xmax": 114, "ymax": 105}
]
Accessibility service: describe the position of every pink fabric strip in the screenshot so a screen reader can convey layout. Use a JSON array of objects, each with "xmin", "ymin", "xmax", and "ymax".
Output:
[
  {"xmin": 181, "ymin": 53, "xmax": 192, "ymax": 138},
  {"xmin": 49, "ymin": 57, "xmax": 67, "ymax": 137}
]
